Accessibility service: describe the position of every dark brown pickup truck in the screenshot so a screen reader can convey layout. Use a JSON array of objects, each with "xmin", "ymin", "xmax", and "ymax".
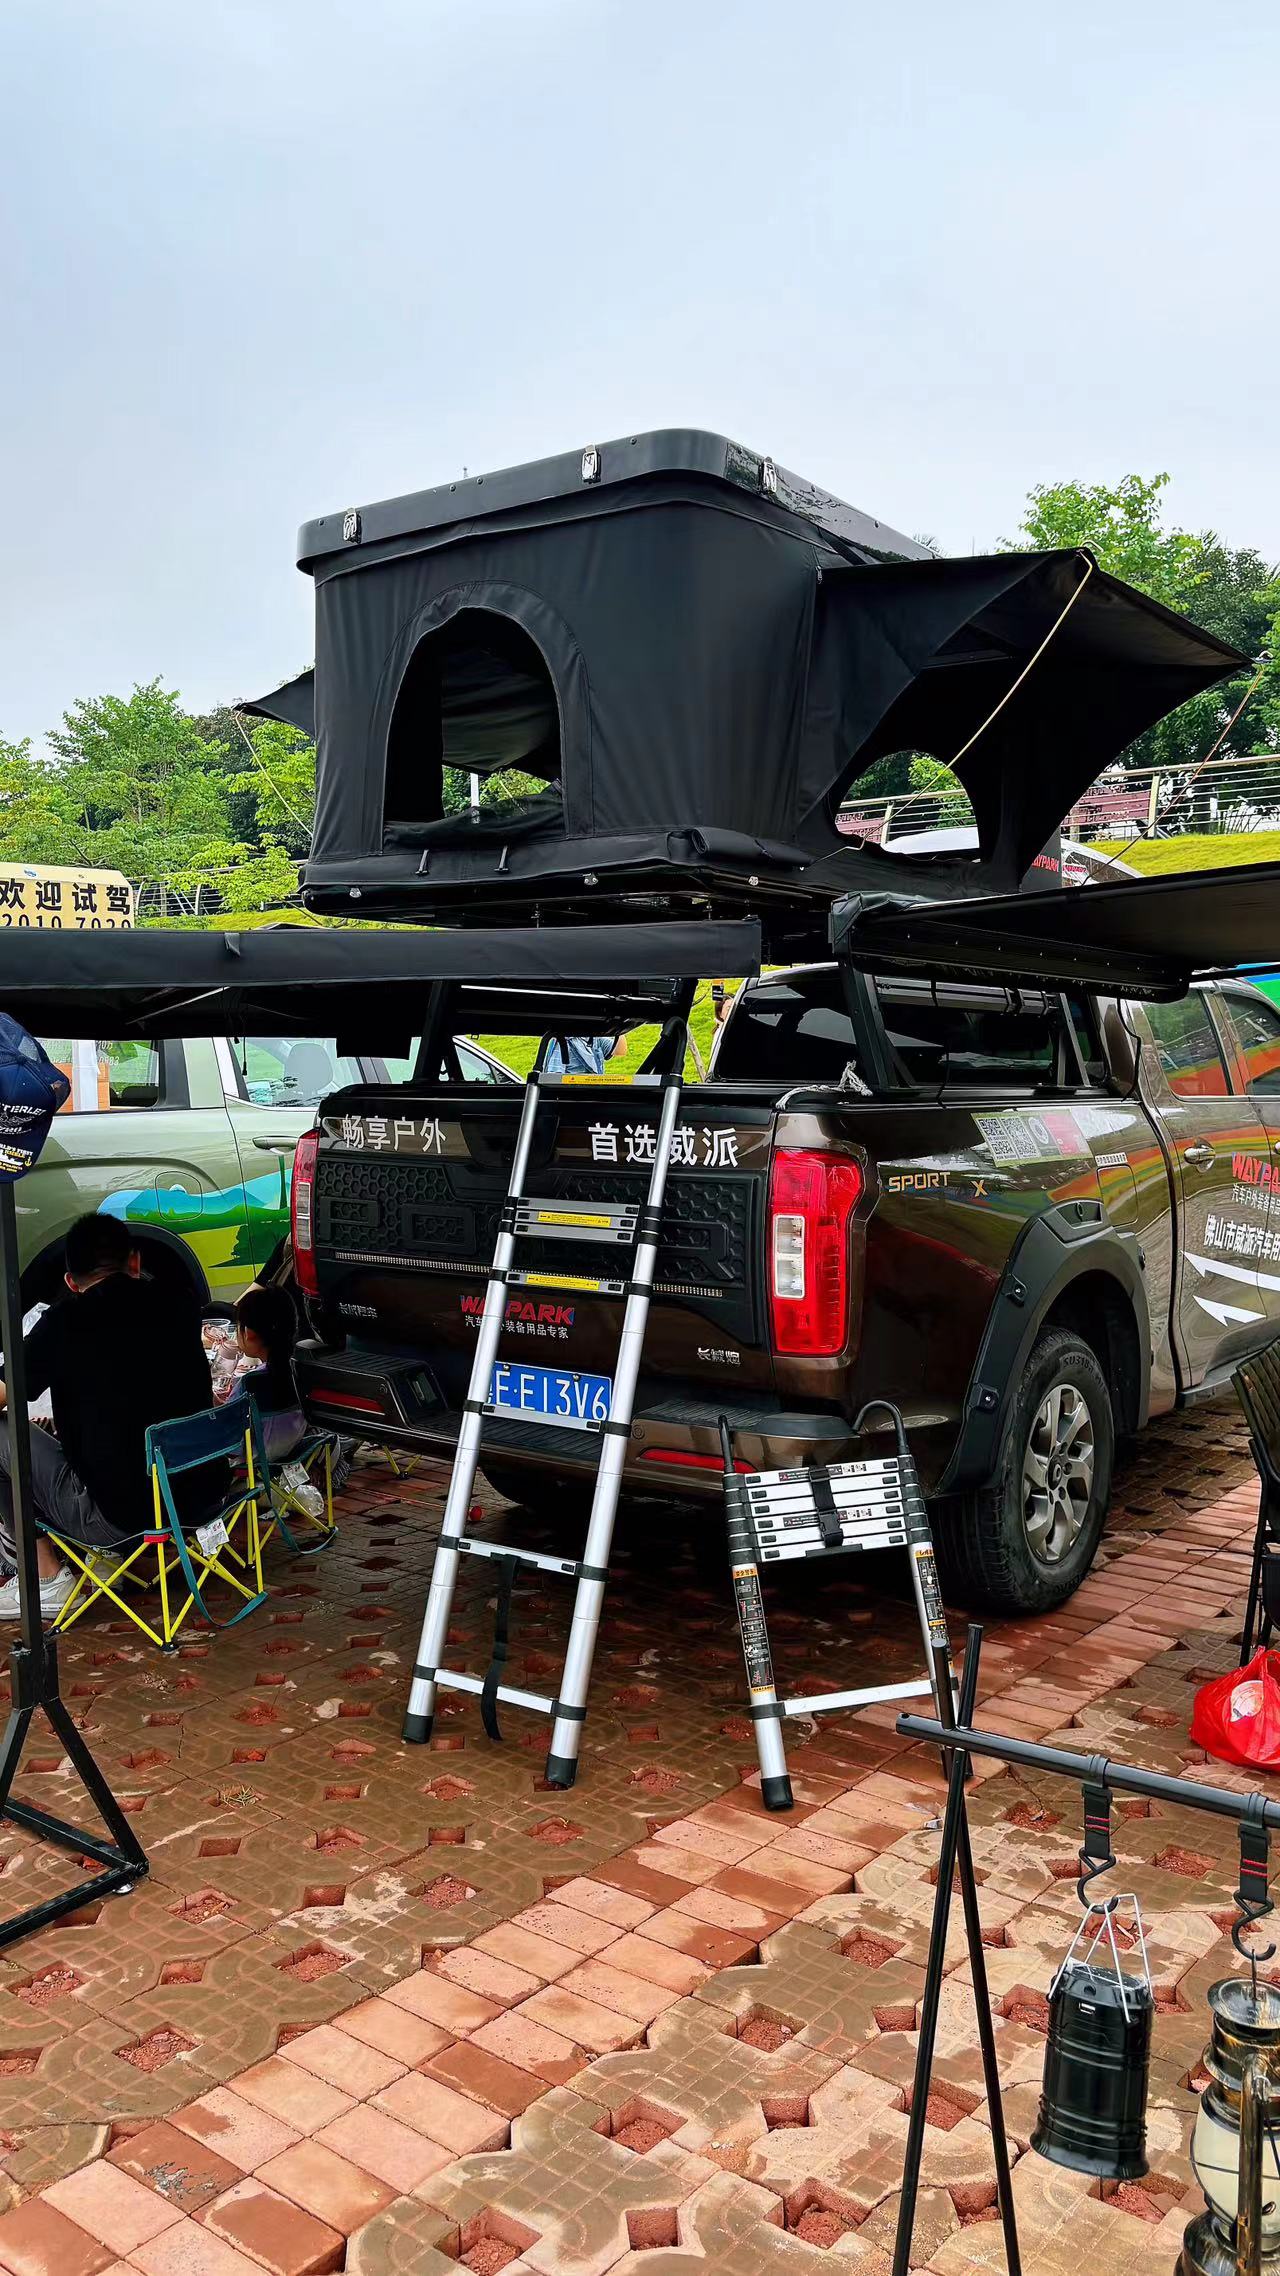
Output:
[{"xmin": 293, "ymin": 966, "xmax": 1280, "ymax": 1613}]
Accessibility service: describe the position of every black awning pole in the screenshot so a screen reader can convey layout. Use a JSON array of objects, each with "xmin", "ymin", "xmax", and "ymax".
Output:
[{"xmin": 0, "ymin": 1185, "xmax": 148, "ymax": 1947}]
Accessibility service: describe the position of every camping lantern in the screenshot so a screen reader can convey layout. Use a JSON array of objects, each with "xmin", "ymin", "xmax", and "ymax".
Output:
[
  {"xmin": 1032, "ymin": 1895, "xmax": 1154, "ymax": 2179},
  {"xmin": 1180, "ymin": 1977, "xmax": 1280, "ymax": 2276},
  {"xmin": 1033, "ymin": 1780, "xmax": 1153, "ymax": 2180}
]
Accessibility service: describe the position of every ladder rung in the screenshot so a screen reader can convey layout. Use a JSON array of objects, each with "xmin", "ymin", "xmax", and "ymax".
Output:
[
  {"xmin": 743, "ymin": 1458, "xmax": 904, "ymax": 1489},
  {"xmin": 782, "ymin": 1677, "xmax": 935, "ymax": 1718},
  {"xmin": 513, "ymin": 1200, "xmax": 640, "ymax": 1244},
  {"xmin": 456, "ymin": 1538, "xmax": 582, "ymax": 1578},
  {"xmin": 756, "ymin": 1522, "xmax": 911, "ymax": 1560},
  {"xmin": 537, "ymin": 1073, "xmax": 664, "ymax": 1088},
  {"xmin": 746, "ymin": 1484, "xmax": 906, "ymax": 1518},
  {"xmin": 505, "ymin": 1270, "xmax": 627, "ymax": 1297},
  {"xmin": 434, "ymin": 1670, "xmax": 555, "ymax": 1715}
]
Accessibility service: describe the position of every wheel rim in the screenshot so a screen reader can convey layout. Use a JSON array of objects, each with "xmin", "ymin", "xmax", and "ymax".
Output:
[{"xmin": 1022, "ymin": 1383, "xmax": 1094, "ymax": 1564}]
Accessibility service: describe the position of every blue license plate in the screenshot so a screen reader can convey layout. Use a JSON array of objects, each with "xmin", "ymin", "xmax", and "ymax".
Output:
[{"xmin": 488, "ymin": 1362, "xmax": 613, "ymax": 1429}]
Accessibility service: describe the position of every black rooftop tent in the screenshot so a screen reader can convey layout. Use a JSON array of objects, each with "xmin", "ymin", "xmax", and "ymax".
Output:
[{"xmin": 241, "ymin": 430, "xmax": 1243, "ymax": 933}]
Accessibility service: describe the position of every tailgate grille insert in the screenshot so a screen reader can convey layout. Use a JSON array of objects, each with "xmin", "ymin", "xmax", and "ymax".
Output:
[{"xmin": 317, "ymin": 1157, "xmax": 756, "ymax": 1320}]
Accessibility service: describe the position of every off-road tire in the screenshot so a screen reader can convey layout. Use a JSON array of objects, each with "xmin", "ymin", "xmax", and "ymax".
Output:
[{"xmin": 938, "ymin": 1327, "xmax": 1114, "ymax": 1614}]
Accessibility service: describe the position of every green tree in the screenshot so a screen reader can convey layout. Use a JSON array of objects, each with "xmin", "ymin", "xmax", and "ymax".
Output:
[
  {"xmin": 1007, "ymin": 472, "xmax": 1206, "ymax": 609},
  {"xmin": 1007, "ymin": 475, "xmax": 1279, "ymax": 773},
  {"xmin": 47, "ymin": 681, "xmax": 299, "ymax": 908},
  {"xmin": 0, "ymin": 736, "xmax": 80, "ymax": 863}
]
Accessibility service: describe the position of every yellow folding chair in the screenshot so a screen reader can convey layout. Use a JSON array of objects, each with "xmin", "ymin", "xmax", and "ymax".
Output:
[
  {"xmin": 47, "ymin": 1402, "xmax": 270, "ymax": 1649},
  {"xmin": 260, "ymin": 1426, "xmax": 336, "ymax": 1557}
]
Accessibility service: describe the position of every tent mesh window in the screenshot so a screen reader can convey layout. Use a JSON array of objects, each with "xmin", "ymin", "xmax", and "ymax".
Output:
[{"xmin": 383, "ymin": 609, "xmax": 563, "ymax": 851}]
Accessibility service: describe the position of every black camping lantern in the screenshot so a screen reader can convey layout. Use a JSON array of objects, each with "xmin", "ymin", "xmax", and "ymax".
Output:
[{"xmin": 1032, "ymin": 1778, "xmax": 1153, "ymax": 2181}]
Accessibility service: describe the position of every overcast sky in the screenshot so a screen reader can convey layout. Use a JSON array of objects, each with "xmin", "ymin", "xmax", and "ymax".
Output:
[{"xmin": 2, "ymin": 0, "xmax": 1275, "ymax": 745}]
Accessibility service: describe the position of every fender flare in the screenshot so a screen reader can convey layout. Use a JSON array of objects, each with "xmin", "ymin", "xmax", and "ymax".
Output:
[
  {"xmin": 935, "ymin": 1200, "xmax": 1149, "ymax": 1497},
  {"xmin": 21, "ymin": 1224, "xmax": 211, "ymax": 1308}
]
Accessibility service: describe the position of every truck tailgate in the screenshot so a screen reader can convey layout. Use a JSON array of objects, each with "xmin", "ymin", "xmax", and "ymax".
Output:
[{"xmin": 309, "ymin": 1084, "xmax": 778, "ymax": 1403}]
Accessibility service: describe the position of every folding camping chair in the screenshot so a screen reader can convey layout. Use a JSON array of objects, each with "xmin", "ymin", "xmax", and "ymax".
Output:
[
  {"xmin": 47, "ymin": 1402, "xmax": 271, "ymax": 1649},
  {"xmin": 260, "ymin": 1425, "xmax": 337, "ymax": 1557},
  {"xmin": 1236, "ymin": 1337, "xmax": 1280, "ymax": 1663}
]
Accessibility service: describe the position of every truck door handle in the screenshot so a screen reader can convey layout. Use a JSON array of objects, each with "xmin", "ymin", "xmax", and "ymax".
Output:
[
  {"xmin": 252, "ymin": 1137, "xmax": 299, "ymax": 1154},
  {"xmin": 1183, "ymin": 1141, "xmax": 1217, "ymax": 1168}
]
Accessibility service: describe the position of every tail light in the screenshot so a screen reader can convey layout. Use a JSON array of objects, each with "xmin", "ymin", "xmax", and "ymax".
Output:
[
  {"xmin": 291, "ymin": 1128, "xmax": 320, "ymax": 1295},
  {"xmin": 768, "ymin": 1149, "xmax": 863, "ymax": 1355},
  {"xmin": 640, "ymin": 1447, "xmax": 753, "ymax": 1475}
]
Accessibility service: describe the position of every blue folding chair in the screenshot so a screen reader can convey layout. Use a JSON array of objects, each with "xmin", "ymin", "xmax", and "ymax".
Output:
[{"xmin": 48, "ymin": 1401, "xmax": 271, "ymax": 1648}]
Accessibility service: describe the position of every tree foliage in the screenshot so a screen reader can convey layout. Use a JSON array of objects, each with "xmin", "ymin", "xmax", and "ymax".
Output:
[{"xmin": 1006, "ymin": 473, "xmax": 1280, "ymax": 772}]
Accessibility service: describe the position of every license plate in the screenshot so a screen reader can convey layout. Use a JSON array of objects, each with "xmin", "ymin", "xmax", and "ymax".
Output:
[{"xmin": 487, "ymin": 1362, "xmax": 612, "ymax": 1430}]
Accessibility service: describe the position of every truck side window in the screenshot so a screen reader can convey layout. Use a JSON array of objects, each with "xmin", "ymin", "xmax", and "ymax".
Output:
[
  {"xmin": 877, "ymin": 984, "xmax": 1058, "ymax": 1090},
  {"xmin": 1222, "ymin": 991, "xmax": 1280, "ymax": 1097},
  {"xmin": 713, "ymin": 970, "xmax": 860, "ymax": 1083},
  {"xmin": 1143, "ymin": 993, "xmax": 1230, "ymax": 1098},
  {"xmin": 39, "ymin": 1038, "xmax": 162, "ymax": 1111}
]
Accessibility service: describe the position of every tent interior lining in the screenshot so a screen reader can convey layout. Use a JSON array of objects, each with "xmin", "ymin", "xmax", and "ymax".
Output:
[{"xmin": 383, "ymin": 609, "xmax": 563, "ymax": 844}]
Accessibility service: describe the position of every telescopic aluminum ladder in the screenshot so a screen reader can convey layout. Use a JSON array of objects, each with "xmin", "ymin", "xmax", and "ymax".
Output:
[
  {"xmin": 720, "ymin": 1400, "xmax": 955, "ymax": 1811},
  {"xmin": 403, "ymin": 1022, "xmax": 687, "ymax": 1790}
]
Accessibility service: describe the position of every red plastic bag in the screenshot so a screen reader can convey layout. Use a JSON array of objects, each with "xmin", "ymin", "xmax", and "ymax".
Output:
[{"xmin": 1190, "ymin": 1649, "xmax": 1280, "ymax": 1769}]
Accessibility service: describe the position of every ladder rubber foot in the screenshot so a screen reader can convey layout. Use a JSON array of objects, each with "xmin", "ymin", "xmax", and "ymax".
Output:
[
  {"xmin": 402, "ymin": 1712, "xmax": 433, "ymax": 1745},
  {"xmin": 761, "ymin": 1774, "xmax": 794, "ymax": 1813},
  {"xmin": 543, "ymin": 1752, "xmax": 579, "ymax": 1789}
]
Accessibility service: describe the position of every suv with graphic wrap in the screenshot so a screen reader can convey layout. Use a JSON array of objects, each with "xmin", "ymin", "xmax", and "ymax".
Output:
[
  {"xmin": 17, "ymin": 1032, "xmax": 509, "ymax": 1313},
  {"xmin": 291, "ymin": 972, "xmax": 1280, "ymax": 1613}
]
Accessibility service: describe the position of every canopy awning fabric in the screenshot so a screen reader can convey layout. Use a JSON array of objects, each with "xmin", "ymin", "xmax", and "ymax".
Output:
[
  {"xmin": 831, "ymin": 863, "xmax": 1280, "ymax": 999},
  {"xmin": 0, "ymin": 921, "xmax": 760, "ymax": 1042}
]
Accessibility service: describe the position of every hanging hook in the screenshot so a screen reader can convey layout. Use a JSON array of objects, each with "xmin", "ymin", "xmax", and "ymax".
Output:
[
  {"xmin": 1077, "ymin": 1773, "xmax": 1119, "ymax": 1915},
  {"xmin": 1233, "ymin": 1800, "xmax": 1276, "ymax": 1978}
]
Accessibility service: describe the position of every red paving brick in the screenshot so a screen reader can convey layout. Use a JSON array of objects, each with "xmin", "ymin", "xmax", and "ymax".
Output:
[{"xmin": 0, "ymin": 1416, "xmax": 1262, "ymax": 2272}]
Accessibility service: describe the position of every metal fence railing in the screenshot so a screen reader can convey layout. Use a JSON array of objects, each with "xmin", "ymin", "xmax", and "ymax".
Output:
[{"xmin": 838, "ymin": 752, "xmax": 1280, "ymax": 848}]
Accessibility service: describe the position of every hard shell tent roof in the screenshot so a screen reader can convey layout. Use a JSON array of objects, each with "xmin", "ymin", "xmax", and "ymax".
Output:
[{"xmin": 241, "ymin": 432, "xmax": 1241, "ymax": 937}]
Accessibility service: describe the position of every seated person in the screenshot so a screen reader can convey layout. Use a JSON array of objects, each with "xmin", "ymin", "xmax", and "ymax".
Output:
[
  {"xmin": 229, "ymin": 1284, "xmax": 325, "ymax": 1517},
  {"xmin": 0, "ymin": 1214, "xmax": 218, "ymax": 1619}
]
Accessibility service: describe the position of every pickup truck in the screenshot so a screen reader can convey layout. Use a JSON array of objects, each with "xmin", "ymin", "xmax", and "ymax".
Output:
[{"xmin": 292, "ymin": 967, "xmax": 1280, "ymax": 1612}]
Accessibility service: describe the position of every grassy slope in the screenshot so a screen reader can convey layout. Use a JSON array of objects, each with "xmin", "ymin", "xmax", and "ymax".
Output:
[
  {"xmin": 476, "ymin": 980, "xmax": 726, "ymax": 1084},
  {"xmin": 1093, "ymin": 831, "xmax": 1280, "ymax": 875}
]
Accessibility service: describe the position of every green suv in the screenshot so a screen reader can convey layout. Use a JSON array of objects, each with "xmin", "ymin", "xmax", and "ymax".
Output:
[{"xmin": 23, "ymin": 1031, "xmax": 509, "ymax": 1309}]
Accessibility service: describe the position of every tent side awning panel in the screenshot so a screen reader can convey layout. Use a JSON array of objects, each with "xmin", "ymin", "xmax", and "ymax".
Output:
[
  {"xmin": 832, "ymin": 865, "xmax": 1280, "ymax": 999},
  {"xmin": 0, "ymin": 921, "xmax": 761, "ymax": 1040}
]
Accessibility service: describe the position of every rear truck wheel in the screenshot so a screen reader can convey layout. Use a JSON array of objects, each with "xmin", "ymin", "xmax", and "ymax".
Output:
[{"xmin": 939, "ymin": 1327, "xmax": 1114, "ymax": 1614}]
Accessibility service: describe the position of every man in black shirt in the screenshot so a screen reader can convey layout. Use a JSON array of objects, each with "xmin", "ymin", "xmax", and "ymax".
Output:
[{"xmin": 0, "ymin": 1214, "xmax": 216, "ymax": 1620}]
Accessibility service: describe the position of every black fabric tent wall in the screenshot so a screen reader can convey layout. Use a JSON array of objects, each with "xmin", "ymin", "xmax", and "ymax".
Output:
[{"xmin": 241, "ymin": 434, "xmax": 1242, "ymax": 928}]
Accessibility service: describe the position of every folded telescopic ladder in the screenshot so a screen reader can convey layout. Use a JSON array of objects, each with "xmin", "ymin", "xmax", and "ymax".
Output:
[
  {"xmin": 720, "ymin": 1400, "xmax": 956, "ymax": 1811},
  {"xmin": 403, "ymin": 1023, "xmax": 688, "ymax": 1789}
]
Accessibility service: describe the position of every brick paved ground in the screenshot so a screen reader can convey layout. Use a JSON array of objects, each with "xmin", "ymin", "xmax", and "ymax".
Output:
[{"xmin": 0, "ymin": 1399, "xmax": 1264, "ymax": 2273}]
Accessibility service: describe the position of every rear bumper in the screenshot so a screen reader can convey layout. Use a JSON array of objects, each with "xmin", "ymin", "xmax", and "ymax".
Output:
[{"xmin": 296, "ymin": 1340, "xmax": 853, "ymax": 1502}]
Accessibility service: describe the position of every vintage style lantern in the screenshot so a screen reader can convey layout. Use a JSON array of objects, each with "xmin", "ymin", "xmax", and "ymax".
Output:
[
  {"xmin": 1180, "ymin": 1976, "xmax": 1280, "ymax": 2276},
  {"xmin": 1033, "ymin": 1780, "xmax": 1154, "ymax": 2180},
  {"xmin": 1181, "ymin": 1815, "xmax": 1280, "ymax": 2276}
]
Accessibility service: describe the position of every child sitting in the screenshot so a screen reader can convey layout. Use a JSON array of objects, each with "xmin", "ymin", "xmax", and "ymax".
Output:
[{"xmin": 232, "ymin": 1285, "xmax": 324, "ymax": 1518}]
